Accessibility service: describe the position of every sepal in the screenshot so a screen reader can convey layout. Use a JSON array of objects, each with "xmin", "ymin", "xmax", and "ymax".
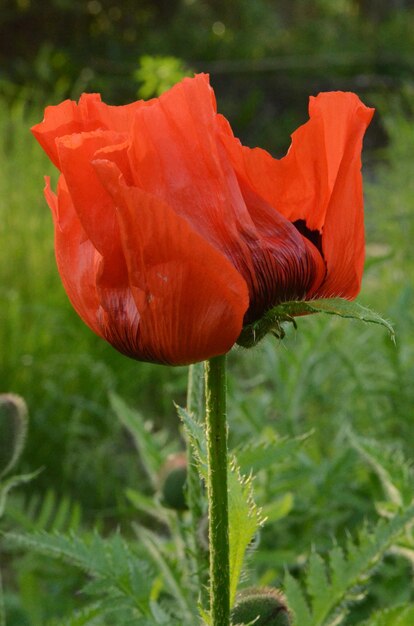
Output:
[{"xmin": 237, "ymin": 298, "xmax": 395, "ymax": 348}]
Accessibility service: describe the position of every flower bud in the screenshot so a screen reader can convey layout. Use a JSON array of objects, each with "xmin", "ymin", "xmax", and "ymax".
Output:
[
  {"xmin": 0, "ymin": 393, "xmax": 28, "ymax": 477},
  {"xmin": 159, "ymin": 452, "xmax": 188, "ymax": 511},
  {"xmin": 231, "ymin": 587, "xmax": 291, "ymax": 626}
]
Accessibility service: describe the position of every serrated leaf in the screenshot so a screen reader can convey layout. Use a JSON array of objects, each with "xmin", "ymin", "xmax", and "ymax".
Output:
[
  {"xmin": 5, "ymin": 529, "xmax": 154, "ymax": 618},
  {"xmin": 46, "ymin": 603, "xmax": 102, "ymax": 626},
  {"xmin": 238, "ymin": 298, "xmax": 394, "ymax": 347},
  {"xmin": 228, "ymin": 458, "xmax": 265, "ymax": 607},
  {"xmin": 178, "ymin": 407, "xmax": 266, "ymax": 608},
  {"xmin": 285, "ymin": 502, "xmax": 414, "ymax": 626},
  {"xmin": 349, "ymin": 431, "xmax": 413, "ymax": 507},
  {"xmin": 236, "ymin": 432, "xmax": 311, "ymax": 475},
  {"xmin": 361, "ymin": 604, "xmax": 414, "ymax": 626},
  {"xmin": 284, "ymin": 571, "xmax": 313, "ymax": 626},
  {"xmin": 307, "ymin": 552, "xmax": 331, "ymax": 622},
  {"xmin": 329, "ymin": 545, "xmax": 347, "ymax": 595}
]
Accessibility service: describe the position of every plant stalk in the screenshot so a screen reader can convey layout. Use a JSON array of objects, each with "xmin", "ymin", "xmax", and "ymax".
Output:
[
  {"xmin": 205, "ymin": 354, "xmax": 230, "ymax": 626},
  {"xmin": 186, "ymin": 363, "xmax": 209, "ymax": 602}
]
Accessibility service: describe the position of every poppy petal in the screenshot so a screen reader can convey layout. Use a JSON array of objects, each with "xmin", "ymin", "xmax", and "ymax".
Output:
[
  {"xmin": 127, "ymin": 74, "xmax": 253, "ymax": 247},
  {"xmin": 126, "ymin": 73, "xmax": 323, "ymax": 320},
  {"xmin": 55, "ymin": 130, "xmax": 126, "ymax": 260},
  {"xmin": 31, "ymin": 93, "xmax": 148, "ymax": 169},
  {"xmin": 45, "ymin": 175, "xmax": 104, "ymax": 339},
  {"xmin": 93, "ymin": 159, "xmax": 250, "ymax": 364},
  {"xmin": 218, "ymin": 92, "xmax": 374, "ymax": 299}
]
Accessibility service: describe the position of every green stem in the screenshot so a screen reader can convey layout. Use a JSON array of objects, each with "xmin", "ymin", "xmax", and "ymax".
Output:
[
  {"xmin": 185, "ymin": 363, "xmax": 209, "ymax": 602},
  {"xmin": 205, "ymin": 355, "xmax": 230, "ymax": 626}
]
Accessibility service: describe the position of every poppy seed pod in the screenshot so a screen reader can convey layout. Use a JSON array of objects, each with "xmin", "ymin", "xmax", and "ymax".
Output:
[
  {"xmin": 32, "ymin": 75, "xmax": 373, "ymax": 365},
  {"xmin": 231, "ymin": 587, "xmax": 291, "ymax": 625},
  {"xmin": 159, "ymin": 452, "xmax": 188, "ymax": 511},
  {"xmin": 0, "ymin": 393, "xmax": 28, "ymax": 478}
]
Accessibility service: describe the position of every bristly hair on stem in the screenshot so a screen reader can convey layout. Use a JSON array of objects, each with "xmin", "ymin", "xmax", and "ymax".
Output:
[{"xmin": 205, "ymin": 355, "xmax": 230, "ymax": 626}]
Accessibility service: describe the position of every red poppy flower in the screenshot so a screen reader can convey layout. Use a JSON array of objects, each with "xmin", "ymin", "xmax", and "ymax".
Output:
[{"xmin": 32, "ymin": 74, "xmax": 373, "ymax": 365}]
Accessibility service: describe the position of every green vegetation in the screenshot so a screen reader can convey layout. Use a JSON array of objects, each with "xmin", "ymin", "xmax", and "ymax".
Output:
[{"xmin": 1, "ymin": 1, "xmax": 414, "ymax": 624}]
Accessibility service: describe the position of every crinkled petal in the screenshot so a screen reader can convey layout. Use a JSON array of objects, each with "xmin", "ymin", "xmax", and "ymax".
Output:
[
  {"xmin": 126, "ymin": 73, "xmax": 323, "ymax": 320},
  {"xmin": 93, "ymin": 159, "xmax": 249, "ymax": 365},
  {"xmin": 127, "ymin": 74, "xmax": 254, "ymax": 251},
  {"xmin": 218, "ymin": 92, "xmax": 374, "ymax": 299},
  {"xmin": 31, "ymin": 93, "xmax": 148, "ymax": 169}
]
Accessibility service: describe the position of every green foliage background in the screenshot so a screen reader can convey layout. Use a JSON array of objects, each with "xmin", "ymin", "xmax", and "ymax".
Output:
[{"xmin": 1, "ymin": 1, "xmax": 414, "ymax": 624}]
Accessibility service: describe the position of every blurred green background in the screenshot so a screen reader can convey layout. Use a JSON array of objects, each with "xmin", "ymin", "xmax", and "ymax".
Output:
[{"xmin": 1, "ymin": 1, "xmax": 414, "ymax": 623}]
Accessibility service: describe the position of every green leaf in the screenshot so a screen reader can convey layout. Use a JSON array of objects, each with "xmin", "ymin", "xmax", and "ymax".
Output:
[
  {"xmin": 176, "ymin": 405, "xmax": 207, "ymax": 481},
  {"xmin": 109, "ymin": 392, "xmax": 164, "ymax": 489},
  {"xmin": 178, "ymin": 406, "xmax": 266, "ymax": 608},
  {"xmin": 132, "ymin": 524, "xmax": 196, "ymax": 623},
  {"xmin": 5, "ymin": 529, "xmax": 155, "ymax": 620},
  {"xmin": 262, "ymin": 493, "xmax": 294, "ymax": 524},
  {"xmin": 306, "ymin": 552, "xmax": 334, "ymax": 624},
  {"xmin": 285, "ymin": 502, "xmax": 414, "ymax": 626},
  {"xmin": 236, "ymin": 431, "xmax": 311, "ymax": 475},
  {"xmin": 361, "ymin": 604, "xmax": 414, "ymax": 626},
  {"xmin": 228, "ymin": 458, "xmax": 265, "ymax": 607},
  {"xmin": 348, "ymin": 431, "xmax": 413, "ymax": 507},
  {"xmin": 46, "ymin": 603, "xmax": 102, "ymax": 626},
  {"xmin": 284, "ymin": 571, "xmax": 313, "ymax": 626},
  {"xmin": 238, "ymin": 298, "xmax": 395, "ymax": 348}
]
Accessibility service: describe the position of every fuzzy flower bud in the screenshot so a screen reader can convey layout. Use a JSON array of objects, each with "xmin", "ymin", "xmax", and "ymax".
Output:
[
  {"xmin": 159, "ymin": 452, "xmax": 188, "ymax": 511},
  {"xmin": 231, "ymin": 587, "xmax": 291, "ymax": 626}
]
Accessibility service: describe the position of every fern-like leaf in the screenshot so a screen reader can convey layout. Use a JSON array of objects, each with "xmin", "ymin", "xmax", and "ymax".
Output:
[
  {"xmin": 46, "ymin": 603, "xmax": 102, "ymax": 626},
  {"xmin": 5, "ymin": 530, "xmax": 155, "ymax": 621},
  {"xmin": 285, "ymin": 502, "xmax": 414, "ymax": 626},
  {"xmin": 349, "ymin": 431, "xmax": 413, "ymax": 507},
  {"xmin": 284, "ymin": 571, "xmax": 313, "ymax": 626},
  {"xmin": 361, "ymin": 604, "xmax": 414, "ymax": 626},
  {"xmin": 235, "ymin": 431, "xmax": 311, "ymax": 476}
]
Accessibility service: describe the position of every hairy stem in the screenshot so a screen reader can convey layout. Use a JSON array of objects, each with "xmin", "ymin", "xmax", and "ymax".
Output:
[
  {"xmin": 205, "ymin": 354, "xmax": 229, "ymax": 626},
  {"xmin": 186, "ymin": 362, "xmax": 208, "ymax": 601}
]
